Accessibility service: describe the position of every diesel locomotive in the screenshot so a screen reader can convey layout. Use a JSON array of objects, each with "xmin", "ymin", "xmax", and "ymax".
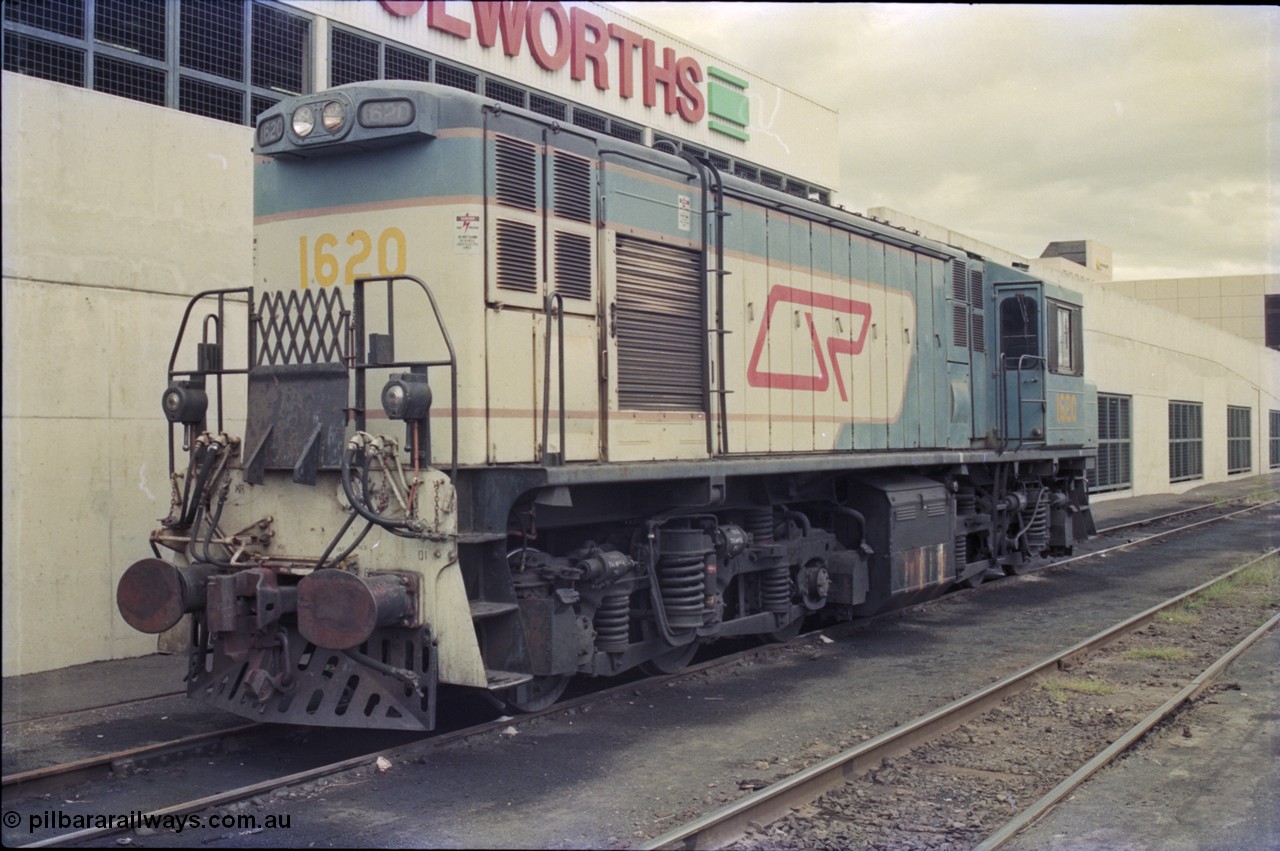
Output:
[{"xmin": 116, "ymin": 81, "xmax": 1098, "ymax": 731}]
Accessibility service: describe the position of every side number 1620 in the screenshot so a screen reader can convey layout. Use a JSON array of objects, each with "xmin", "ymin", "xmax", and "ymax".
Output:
[{"xmin": 299, "ymin": 228, "xmax": 407, "ymax": 288}]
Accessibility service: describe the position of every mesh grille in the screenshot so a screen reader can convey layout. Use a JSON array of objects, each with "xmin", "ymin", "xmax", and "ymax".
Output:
[
  {"xmin": 385, "ymin": 46, "xmax": 431, "ymax": 82},
  {"xmin": 554, "ymin": 232, "xmax": 592, "ymax": 300},
  {"xmin": 435, "ymin": 62, "xmax": 476, "ymax": 91},
  {"xmin": 552, "ymin": 152, "xmax": 592, "ymax": 223},
  {"xmin": 485, "ymin": 78, "xmax": 526, "ymax": 107},
  {"xmin": 3, "ymin": 0, "xmax": 84, "ymax": 38},
  {"xmin": 180, "ymin": 0, "xmax": 243, "ymax": 81},
  {"xmin": 615, "ymin": 236, "xmax": 704, "ymax": 412},
  {"xmin": 3, "ymin": 31, "xmax": 85, "ymax": 85},
  {"xmin": 95, "ymin": 0, "xmax": 165, "ymax": 60},
  {"xmin": 494, "ymin": 136, "xmax": 537, "ymax": 211},
  {"xmin": 251, "ymin": 94, "xmax": 280, "ymax": 124},
  {"xmin": 1270, "ymin": 410, "xmax": 1280, "ymax": 469},
  {"xmin": 760, "ymin": 171, "xmax": 783, "ymax": 190},
  {"xmin": 608, "ymin": 121, "xmax": 643, "ymax": 144},
  {"xmin": 179, "ymin": 75, "xmax": 243, "ymax": 123},
  {"xmin": 331, "ymin": 28, "xmax": 378, "ymax": 87},
  {"xmin": 251, "ymin": 3, "xmax": 309, "ymax": 95},
  {"xmin": 495, "ymin": 220, "xmax": 538, "ymax": 293},
  {"xmin": 94, "ymin": 54, "xmax": 166, "ymax": 105},
  {"xmin": 571, "ymin": 109, "xmax": 606, "ymax": 133},
  {"xmin": 733, "ymin": 163, "xmax": 758, "ymax": 181},
  {"xmin": 529, "ymin": 93, "xmax": 566, "ymax": 120}
]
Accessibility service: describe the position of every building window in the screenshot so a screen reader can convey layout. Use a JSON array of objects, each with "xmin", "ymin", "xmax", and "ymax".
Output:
[
  {"xmin": 1270, "ymin": 410, "xmax": 1280, "ymax": 470},
  {"xmin": 3, "ymin": 0, "xmax": 311, "ymax": 125},
  {"xmin": 1169, "ymin": 401, "xmax": 1203, "ymax": 483},
  {"xmin": 1267, "ymin": 294, "xmax": 1280, "ymax": 350},
  {"xmin": 1093, "ymin": 394, "xmax": 1132, "ymax": 493},
  {"xmin": 1227, "ymin": 406, "xmax": 1251, "ymax": 475}
]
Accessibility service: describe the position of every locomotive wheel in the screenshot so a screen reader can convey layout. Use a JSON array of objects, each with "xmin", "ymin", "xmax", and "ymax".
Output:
[
  {"xmin": 638, "ymin": 640, "xmax": 699, "ymax": 676},
  {"xmin": 500, "ymin": 674, "xmax": 571, "ymax": 713}
]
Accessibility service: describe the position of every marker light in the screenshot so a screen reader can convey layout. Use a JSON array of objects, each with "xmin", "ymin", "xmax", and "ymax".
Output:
[
  {"xmin": 161, "ymin": 382, "xmax": 208, "ymax": 426},
  {"xmin": 292, "ymin": 104, "xmax": 316, "ymax": 137},
  {"xmin": 321, "ymin": 100, "xmax": 346, "ymax": 132}
]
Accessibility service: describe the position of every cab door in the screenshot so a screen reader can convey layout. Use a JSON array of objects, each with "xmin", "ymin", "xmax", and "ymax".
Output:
[{"xmin": 995, "ymin": 283, "xmax": 1046, "ymax": 446}]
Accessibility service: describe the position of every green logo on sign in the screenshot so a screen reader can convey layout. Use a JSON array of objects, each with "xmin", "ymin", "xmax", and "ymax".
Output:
[{"xmin": 707, "ymin": 67, "xmax": 749, "ymax": 142}]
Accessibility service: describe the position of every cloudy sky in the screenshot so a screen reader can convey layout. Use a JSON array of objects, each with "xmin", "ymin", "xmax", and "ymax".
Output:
[{"xmin": 627, "ymin": 3, "xmax": 1278, "ymax": 281}]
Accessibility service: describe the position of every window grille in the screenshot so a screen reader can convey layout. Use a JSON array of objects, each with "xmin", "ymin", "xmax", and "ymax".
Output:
[
  {"xmin": 385, "ymin": 46, "xmax": 430, "ymax": 82},
  {"xmin": 3, "ymin": 0, "xmax": 84, "ymax": 39},
  {"xmin": 435, "ymin": 62, "xmax": 477, "ymax": 92},
  {"xmin": 571, "ymin": 109, "xmax": 606, "ymax": 133},
  {"xmin": 1092, "ymin": 394, "xmax": 1132, "ymax": 493},
  {"xmin": 1227, "ymin": 406, "xmax": 1251, "ymax": 475},
  {"xmin": 4, "ymin": 1, "xmax": 310, "ymax": 127},
  {"xmin": 1169, "ymin": 401, "xmax": 1203, "ymax": 483},
  {"xmin": 95, "ymin": 53, "xmax": 165, "ymax": 105},
  {"xmin": 330, "ymin": 28, "xmax": 378, "ymax": 86},
  {"xmin": 529, "ymin": 93, "xmax": 566, "ymax": 121},
  {"xmin": 251, "ymin": 3, "xmax": 308, "ymax": 95},
  {"xmin": 608, "ymin": 120, "xmax": 643, "ymax": 144},
  {"xmin": 1270, "ymin": 410, "xmax": 1280, "ymax": 469},
  {"xmin": 95, "ymin": 0, "xmax": 165, "ymax": 61},
  {"xmin": 180, "ymin": 0, "xmax": 244, "ymax": 82},
  {"xmin": 485, "ymin": 78, "xmax": 526, "ymax": 108},
  {"xmin": 180, "ymin": 75, "xmax": 244, "ymax": 124},
  {"xmin": 3, "ymin": 31, "xmax": 85, "ymax": 86}
]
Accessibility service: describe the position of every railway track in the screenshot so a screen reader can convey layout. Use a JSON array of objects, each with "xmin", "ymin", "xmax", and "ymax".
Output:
[
  {"xmin": 640, "ymin": 547, "xmax": 1280, "ymax": 850},
  {"xmin": 3, "ymin": 496, "xmax": 1274, "ymax": 848}
]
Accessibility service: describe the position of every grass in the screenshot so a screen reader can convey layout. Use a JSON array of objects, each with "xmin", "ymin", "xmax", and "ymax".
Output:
[
  {"xmin": 1040, "ymin": 677, "xmax": 1115, "ymax": 703},
  {"xmin": 1156, "ymin": 608, "xmax": 1198, "ymax": 625},
  {"xmin": 1175, "ymin": 556, "xmax": 1279, "ymax": 612},
  {"xmin": 1122, "ymin": 647, "xmax": 1189, "ymax": 661}
]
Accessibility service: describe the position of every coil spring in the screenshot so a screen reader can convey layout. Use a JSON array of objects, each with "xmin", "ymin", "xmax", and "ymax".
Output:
[
  {"xmin": 956, "ymin": 492, "xmax": 977, "ymax": 516},
  {"xmin": 659, "ymin": 551, "xmax": 705, "ymax": 629},
  {"xmin": 746, "ymin": 508, "xmax": 774, "ymax": 545},
  {"xmin": 1021, "ymin": 488, "xmax": 1050, "ymax": 553},
  {"xmin": 594, "ymin": 592, "xmax": 629, "ymax": 653},
  {"xmin": 760, "ymin": 566, "xmax": 791, "ymax": 613},
  {"xmin": 955, "ymin": 534, "xmax": 969, "ymax": 566}
]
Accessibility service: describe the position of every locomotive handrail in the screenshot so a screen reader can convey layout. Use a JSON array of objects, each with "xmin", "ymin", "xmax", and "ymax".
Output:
[
  {"xmin": 677, "ymin": 151, "xmax": 717, "ymax": 457},
  {"xmin": 165, "ymin": 286, "xmax": 255, "ymax": 474},
  {"xmin": 352, "ymin": 275, "xmax": 458, "ymax": 481},
  {"xmin": 541, "ymin": 292, "xmax": 566, "ymax": 466}
]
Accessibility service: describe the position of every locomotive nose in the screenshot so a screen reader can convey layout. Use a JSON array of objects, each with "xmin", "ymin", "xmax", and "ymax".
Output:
[{"xmin": 116, "ymin": 558, "xmax": 214, "ymax": 634}]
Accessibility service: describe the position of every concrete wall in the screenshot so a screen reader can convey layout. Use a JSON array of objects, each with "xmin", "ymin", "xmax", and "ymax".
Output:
[
  {"xmin": 2, "ymin": 72, "xmax": 253, "ymax": 675},
  {"xmin": 1104, "ymin": 274, "xmax": 1279, "ymax": 347},
  {"xmin": 1078, "ymin": 280, "xmax": 1279, "ymax": 499}
]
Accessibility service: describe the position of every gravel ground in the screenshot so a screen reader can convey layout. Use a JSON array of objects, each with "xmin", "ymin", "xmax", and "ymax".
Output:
[
  {"xmin": 733, "ymin": 555, "xmax": 1278, "ymax": 850},
  {"xmin": 46, "ymin": 500, "xmax": 1275, "ymax": 850}
]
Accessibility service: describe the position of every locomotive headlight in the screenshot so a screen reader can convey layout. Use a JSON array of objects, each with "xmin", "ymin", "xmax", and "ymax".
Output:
[
  {"xmin": 291, "ymin": 104, "xmax": 316, "ymax": 137},
  {"xmin": 381, "ymin": 374, "xmax": 432, "ymax": 421},
  {"xmin": 321, "ymin": 100, "xmax": 346, "ymax": 132},
  {"xmin": 161, "ymin": 381, "xmax": 208, "ymax": 425}
]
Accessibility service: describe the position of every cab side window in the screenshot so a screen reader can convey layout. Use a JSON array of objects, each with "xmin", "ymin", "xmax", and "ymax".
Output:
[
  {"xmin": 1048, "ymin": 301, "xmax": 1083, "ymax": 375},
  {"xmin": 1000, "ymin": 294, "xmax": 1039, "ymax": 365}
]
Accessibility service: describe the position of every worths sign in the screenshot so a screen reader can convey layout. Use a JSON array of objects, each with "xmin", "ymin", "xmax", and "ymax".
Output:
[{"xmin": 316, "ymin": 0, "xmax": 838, "ymax": 187}]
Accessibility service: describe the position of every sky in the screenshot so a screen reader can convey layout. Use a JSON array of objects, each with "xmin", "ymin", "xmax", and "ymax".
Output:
[{"xmin": 626, "ymin": 3, "xmax": 1279, "ymax": 281}]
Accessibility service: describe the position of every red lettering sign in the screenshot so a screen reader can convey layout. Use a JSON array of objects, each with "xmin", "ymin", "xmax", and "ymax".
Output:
[{"xmin": 377, "ymin": 1, "xmax": 705, "ymax": 124}]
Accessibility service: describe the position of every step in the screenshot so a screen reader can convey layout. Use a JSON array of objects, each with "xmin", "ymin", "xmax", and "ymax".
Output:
[
  {"xmin": 469, "ymin": 600, "xmax": 519, "ymax": 620},
  {"xmin": 485, "ymin": 669, "xmax": 534, "ymax": 689}
]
